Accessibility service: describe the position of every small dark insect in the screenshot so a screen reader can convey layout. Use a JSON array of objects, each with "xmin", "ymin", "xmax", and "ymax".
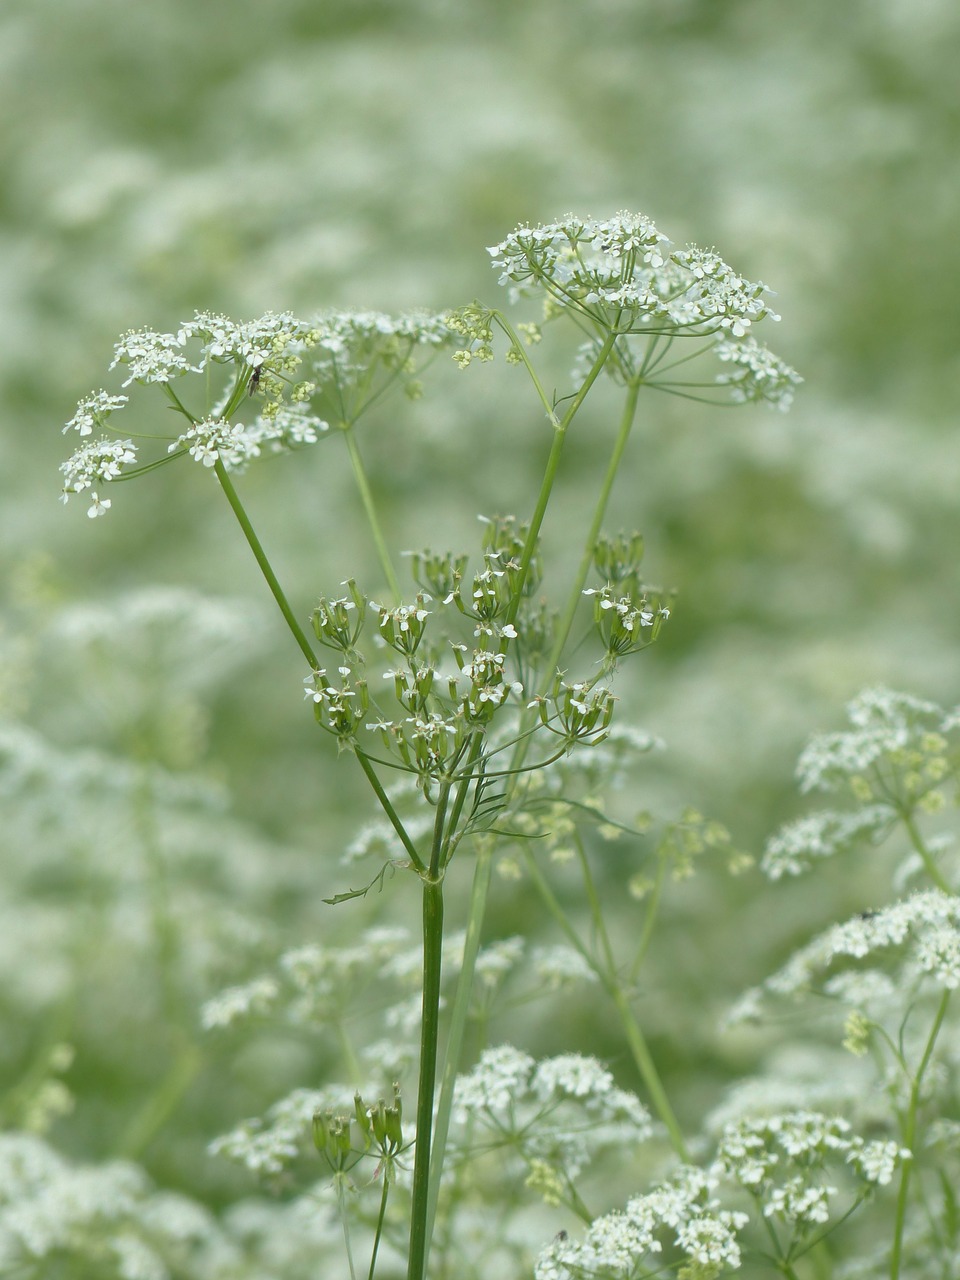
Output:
[
  {"xmin": 248, "ymin": 366, "xmax": 262, "ymax": 395},
  {"xmin": 554, "ymin": 1231, "xmax": 568, "ymax": 1243},
  {"xmin": 856, "ymin": 910, "xmax": 878, "ymax": 921}
]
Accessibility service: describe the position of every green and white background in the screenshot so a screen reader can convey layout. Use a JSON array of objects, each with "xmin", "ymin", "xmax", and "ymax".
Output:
[{"xmin": 2, "ymin": 0, "xmax": 959, "ymax": 1273}]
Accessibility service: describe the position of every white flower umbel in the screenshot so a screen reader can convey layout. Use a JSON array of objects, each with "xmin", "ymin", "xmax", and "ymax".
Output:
[
  {"xmin": 200, "ymin": 976, "xmax": 279, "ymax": 1030},
  {"xmin": 714, "ymin": 1111, "xmax": 907, "ymax": 1233},
  {"xmin": 731, "ymin": 892, "xmax": 960, "ymax": 1022},
  {"xmin": 220, "ymin": 404, "xmax": 329, "ymax": 473},
  {"xmin": 59, "ymin": 437, "xmax": 137, "ymax": 503},
  {"xmin": 762, "ymin": 805, "xmax": 894, "ymax": 880},
  {"xmin": 764, "ymin": 685, "xmax": 960, "ymax": 895},
  {"xmin": 453, "ymin": 1045, "xmax": 652, "ymax": 1182},
  {"xmin": 534, "ymin": 1164, "xmax": 747, "ymax": 1280},
  {"xmin": 63, "ymin": 390, "xmax": 129, "ymax": 437},
  {"xmin": 0, "ymin": 1132, "xmax": 237, "ymax": 1279},
  {"xmin": 714, "ymin": 335, "xmax": 803, "ymax": 411},
  {"xmin": 482, "ymin": 211, "xmax": 800, "ymax": 410},
  {"xmin": 305, "ymin": 309, "xmax": 454, "ymax": 424},
  {"xmin": 178, "ymin": 310, "xmax": 319, "ymax": 373},
  {"xmin": 796, "ymin": 686, "xmax": 953, "ymax": 795},
  {"xmin": 209, "ymin": 1087, "xmax": 341, "ymax": 1178},
  {"xmin": 111, "ymin": 327, "xmax": 197, "ymax": 386},
  {"xmin": 168, "ymin": 417, "xmax": 247, "ymax": 468}
]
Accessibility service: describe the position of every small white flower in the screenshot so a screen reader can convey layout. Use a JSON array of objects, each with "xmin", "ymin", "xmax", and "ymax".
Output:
[
  {"xmin": 201, "ymin": 977, "xmax": 279, "ymax": 1030},
  {"xmin": 762, "ymin": 805, "xmax": 894, "ymax": 880},
  {"xmin": 169, "ymin": 417, "xmax": 246, "ymax": 468},
  {"xmin": 714, "ymin": 335, "xmax": 803, "ymax": 411},
  {"xmin": 86, "ymin": 492, "xmax": 112, "ymax": 518},
  {"xmin": 64, "ymin": 390, "xmax": 129, "ymax": 436},
  {"xmin": 60, "ymin": 437, "xmax": 137, "ymax": 509},
  {"xmin": 111, "ymin": 327, "xmax": 195, "ymax": 386}
]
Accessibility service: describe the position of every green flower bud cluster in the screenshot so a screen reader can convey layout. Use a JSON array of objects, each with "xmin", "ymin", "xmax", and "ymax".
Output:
[
  {"xmin": 446, "ymin": 303, "xmax": 496, "ymax": 367},
  {"xmin": 405, "ymin": 548, "xmax": 469, "ymax": 600},
  {"xmin": 311, "ymin": 580, "xmax": 367, "ymax": 658},
  {"xmin": 303, "ymin": 517, "xmax": 672, "ymax": 806},
  {"xmin": 592, "ymin": 531, "xmax": 646, "ymax": 594},
  {"xmin": 312, "ymin": 1084, "xmax": 405, "ymax": 1180},
  {"xmin": 529, "ymin": 676, "xmax": 616, "ymax": 751}
]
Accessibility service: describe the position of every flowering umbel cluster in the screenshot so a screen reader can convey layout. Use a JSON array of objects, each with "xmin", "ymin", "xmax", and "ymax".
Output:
[
  {"xmin": 59, "ymin": 308, "xmax": 452, "ymax": 516},
  {"xmin": 59, "ymin": 212, "xmax": 801, "ymax": 517},
  {"xmin": 448, "ymin": 212, "xmax": 802, "ymax": 410},
  {"xmin": 533, "ymin": 1110, "xmax": 904, "ymax": 1280}
]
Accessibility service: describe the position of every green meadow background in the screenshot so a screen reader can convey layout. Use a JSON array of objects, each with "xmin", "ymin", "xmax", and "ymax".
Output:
[{"xmin": 2, "ymin": 0, "xmax": 958, "ymax": 1251}]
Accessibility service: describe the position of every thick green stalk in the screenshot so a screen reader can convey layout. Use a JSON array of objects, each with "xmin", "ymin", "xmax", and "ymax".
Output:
[
  {"xmin": 407, "ymin": 874, "xmax": 445, "ymax": 1280},
  {"xmin": 423, "ymin": 846, "xmax": 493, "ymax": 1267},
  {"xmin": 214, "ymin": 460, "xmax": 319, "ymax": 669},
  {"xmin": 406, "ymin": 784, "xmax": 452, "ymax": 1280},
  {"xmin": 342, "ymin": 424, "xmax": 403, "ymax": 602}
]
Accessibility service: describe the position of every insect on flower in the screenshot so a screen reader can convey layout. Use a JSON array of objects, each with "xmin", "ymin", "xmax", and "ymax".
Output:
[{"xmin": 248, "ymin": 365, "xmax": 262, "ymax": 395}]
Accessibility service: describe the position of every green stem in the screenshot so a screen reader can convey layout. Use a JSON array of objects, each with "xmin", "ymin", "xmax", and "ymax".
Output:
[
  {"xmin": 342, "ymin": 424, "xmax": 403, "ymax": 602},
  {"xmin": 756, "ymin": 1202, "xmax": 801, "ymax": 1279},
  {"xmin": 214, "ymin": 460, "xmax": 319, "ymax": 669},
  {"xmin": 629, "ymin": 853, "xmax": 668, "ymax": 985},
  {"xmin": 423, "ymin": 846, "xmax": 493, "ymax": 1268},
  {"xmin": 574, "ymin": 834, "xmax": 618, "ymax": 978},
  {"xmin": 439, "ymin": 735, "xmax": 486, "ymax": 870},
  {"xmin": 406, "ymin": 785, "xmax": 452, "ymax": 1278},
  {"xmin": 115, "ymin": 1037, "xmax": 202, "ymax": 1158},
  {"xmin": 522, "ymin": 847, "xmax": 688, "ymax": 1159},
  {"xmin": 899, "ymin": 808, "xmax": 952, "ymax": 893},
  {"xmin": 407, "ymin": 874, "xmax": 445, "ymax": 1280},
  {"xmin": 550, "ymin": 375, "xmax": 641, "ymax": 667},
  {"xmin": 564, "ymin": 1179, "xmax": 595, "ymax": 1226},
  {"xmin": 355, "ymin": 748, "xmax": 426, "ymax": 872},
  {"xmin": 491, "ymin": 313, "xmax": 561, "ymax": 427},
  {"xmin": 507, "ymin": 365, "xmax": 643, "ymax": 784},
  {"xmin": 890, "ymin": 989, "xmax": 951, "ymax": 1280},
  {"xmin": 367, "ymin": 1170, "xmax": 392, "ymax": 1280},
  {"xmin": 505, "ymin": 332, "xmax": 617, "ymax": 627},
  {"xmin": 607, "ymin": 982, "xmax": 688, "ymax": 1160},
  {"xmin": 336, "ymin": 1173, "xmax": 359, "ymax": 1280}
]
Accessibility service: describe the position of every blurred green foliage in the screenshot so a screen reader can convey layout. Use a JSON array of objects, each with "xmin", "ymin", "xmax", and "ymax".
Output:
[{"xmin": 1, "ymin": 0, "xmax": 959, "ymax": 1259}]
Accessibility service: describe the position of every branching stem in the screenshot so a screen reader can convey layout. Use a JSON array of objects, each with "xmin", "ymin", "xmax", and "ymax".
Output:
[{"xmin": 214, "ymin": 460, "xmax": 319, "ymax": 669}]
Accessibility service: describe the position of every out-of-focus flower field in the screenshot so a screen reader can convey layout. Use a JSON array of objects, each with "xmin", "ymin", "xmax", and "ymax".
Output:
[{"xmin": 2, "ymin": 0, "xmax": 959, "ymax": 1275}]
